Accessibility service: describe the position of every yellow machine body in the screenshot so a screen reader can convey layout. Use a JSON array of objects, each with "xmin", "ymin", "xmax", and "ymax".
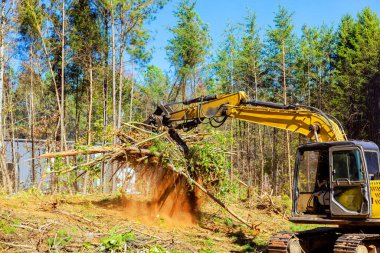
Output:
[
  {"xmin": 168, "ymin": 91, "xmax": 347, "ymax": 143},
  {"xmin": 370, "ymin": 180, "xmax": 380, "ymax": 218}
]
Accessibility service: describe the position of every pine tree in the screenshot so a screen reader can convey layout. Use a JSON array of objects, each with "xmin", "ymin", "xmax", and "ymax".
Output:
[
  {"xmin": 166, "ymin": 0, "xmax": 211, "ymax": 101},
  {"xmin": 235, "ymin": 12, "xmax": 266, "ymax": 192},
  {"xmin": 68, "ymin": 0, "xmax": 104, "ymax": 193},
  {"xmin": 265, "ymin": 6, "xmax": 297, "ymax": 197},
  {"xmin": 236, "ymin": 12, "xmax": 262, "ymax": 97},
  {"xmin": 333, "ymin": 8, "xmax": 380, "ymax": 142},
  {"xmin": 212, "ymin": 23, "xmax": 239, "ymax": 93}
]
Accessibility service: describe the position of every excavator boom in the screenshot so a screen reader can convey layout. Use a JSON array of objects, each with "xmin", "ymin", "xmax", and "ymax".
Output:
[
  {"xmin": 145, "ymin": 91, "xmax": 347, "ymax": 150},
  {"xmin": 225, "ymin": 105, "xmax": 346, "ymax": 142}
]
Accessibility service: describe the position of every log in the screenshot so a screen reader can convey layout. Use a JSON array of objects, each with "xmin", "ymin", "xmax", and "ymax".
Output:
[
  {"xmin": 39, "ymin": 146, "xmax": 162, "ymax": 159},
  {"xmin": 38, "ymin": 146, "xmax": 117, "ymax": 158}
]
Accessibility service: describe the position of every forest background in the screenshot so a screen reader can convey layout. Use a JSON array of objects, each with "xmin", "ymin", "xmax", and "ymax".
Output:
[{"xmin": 0, "ymin": 0, "xmax": 379, "ymax": 197}]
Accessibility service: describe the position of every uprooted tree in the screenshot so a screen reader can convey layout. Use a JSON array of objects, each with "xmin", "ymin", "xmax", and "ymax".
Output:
[{"xmin": 40, "ymin": 122, "xmax": 255, "ymax": 228}]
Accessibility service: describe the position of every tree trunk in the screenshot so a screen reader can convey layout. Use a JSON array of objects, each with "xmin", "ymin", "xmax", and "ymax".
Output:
[
  {"xmin": 102, "ymin": 13, "xmax": 109, "ymax": 192},
  {"xmin": 253, "ymin": 63, "xmax": 265, "ymax": 193},
  {"xmin": 181, "ymin": 78, "xmax": 186, "ymax": 101},
  {"xmin": 229, "ymin": 51, "xmax": 234, "ymax": 181},
  {"xmin": 272, "ymin": 128, "xmax": 278, "ymax": 195},
  {"xmin": 60, "ymin": 0, "xmax": 66, "ymax": 152},
  {"xmin": 83, "ymin": 60, "xmax": 93, "ymax": 194},
  {"xmin": 28, "ymin": 2, "xmax": 63, "ymax": 136},
  {"xmin": 282, "ymin": 42, "xmax": 292, "ymax": 198},
  {"xmin": 30, "ymin": 45, "xmax": 36, "ymax": 186},
  {"xmin": 74, "ymin": 75, "xmax": 81, "ymax": 143},
  {"xmin": 111, "ymin": 0, "xmax": 117, "ymax": 192},
  {"xmin": 129, "ymin": 45, "xmax": 134, "ymax": 124},
  {"xmin": 117, "ymin": 47, "xmax": 123, "ymax": 128},
  {"xmin": 0, "ymin": 0, "xmax": 11, "ymax": 192},
  {"xmin": 9, "ymin": 91, "xmax": 17, "ymax": 191}
]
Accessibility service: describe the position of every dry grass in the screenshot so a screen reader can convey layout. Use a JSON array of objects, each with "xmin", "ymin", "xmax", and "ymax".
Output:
[
  {"xmin": 23, "ymin": 126, "xmax": 312, "ymax": 252},
  {"xmin": 0, "ymin": 191, "xmax": 299, "ymax": 253}
]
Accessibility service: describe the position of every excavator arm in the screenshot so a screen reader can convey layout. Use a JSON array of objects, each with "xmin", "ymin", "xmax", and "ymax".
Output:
[{"xmin": 145, "ymin": 91, "xmax": 347, "ymax": 153}]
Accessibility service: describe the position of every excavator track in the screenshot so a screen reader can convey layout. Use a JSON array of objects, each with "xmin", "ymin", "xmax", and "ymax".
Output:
[
  {"xmin": 268, "ymin": 228, "xmax": 340, "ymax": 253},
  {"xmin": 333, "ymin": 233, "xmax": 380, "ymax": 253},
  {"xmin": 268, "ymin": 231, "xmax": 297, "ymax": 252}
]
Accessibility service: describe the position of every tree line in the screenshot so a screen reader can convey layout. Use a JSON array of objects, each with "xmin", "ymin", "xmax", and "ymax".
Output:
[{"xmin": 0, "ymin": 0, "xmax": 379, "ymax": 195}]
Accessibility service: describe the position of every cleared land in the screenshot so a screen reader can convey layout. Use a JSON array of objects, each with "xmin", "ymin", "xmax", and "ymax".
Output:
[{"xmin": 0, "ymin": 192, "xmax": 317, "ymax": 253}]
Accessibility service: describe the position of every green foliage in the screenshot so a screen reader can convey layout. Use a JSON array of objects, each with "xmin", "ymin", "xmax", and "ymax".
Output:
[
  {"xmin": 100, "ymin": 230, "xmax": 135, "ymax": 252},
  {"xmin": 141, "ymin": 65, "xmax": 170, "ymax": 105},
  {"xmin": 147, "ymin": 246, "xmax": 190, "ymax": 253},
  {"xmin": 82, "ymin": 241, "xmax": 94, "ymax": 249},
  {"xmin": 188, "ymin": 130, "xmax": 231, "ymax": 186},
  {"xmin": 223, "ymin": 218, "xmax": 234, "ymax": 227},
  {"xmin": 166, "ymin": 0, "xmax": 211, "ymax": 99},
  {"xmin": 332, "ymin": 7, "xmax": 380, "ymax": 141},
  {"xmin": 217, "ymin": 176, "xmax": 244, "ymax": 200},
  {"xmin": 200, "ymin": 248, "xmax": 216, "ymax": 253},
  {"xmin": 235, "ymin": 11, "xmax": 263, "ymax": 94},
  {"xmin": 0, "ymin": 218, "xmax": 18, "ymax": 235},
  {"xmin": 167, "ymin": 0, "xmax": 211, "ymax": 72},
  {"xmin": 289, "ymin": 223, "xmax": 319, "ymax": 232},
  {"xmin": 252, "ymin": 236, "xmax": 267, "ymax": 246},
  {"xmin": 149, "ymin": 245, "xmax": 169, "ymax": 253},
  {"xmin": 1, "ymin": 225, "xmax": 16, "ymax": 235},
  {"xmin": 204, "ymin": 238, "xmax": 214, "ymax": 247},
  {"xmin": 279, "ymin": 194, "xmax": 292, "ymax": 213},
  {"xmin": 241, "ymin": 244, "xmax": 254, "ymax": 252},
  {"xmin": 149, "ymin": 135, "xmax": 177, "ymax": 156},
  {"xmin": 18, "ymin": 0, "xmax": 45, "ymax": 39},
  {"xmin": 264, "ymin": 5, "xmax": 297, "ymax": 99},
  {"xmin": 212, "ymin": 23, "xmax": 240, "ymax": 93},
  {"xmin": 47, "ymin": 230, "xmax": 72, "ymax": 249}
]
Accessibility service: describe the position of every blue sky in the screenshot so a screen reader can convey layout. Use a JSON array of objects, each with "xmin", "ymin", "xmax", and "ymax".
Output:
[{"xmin": 145, "ymin": 0, "xmax": 380, "ymax": 72}]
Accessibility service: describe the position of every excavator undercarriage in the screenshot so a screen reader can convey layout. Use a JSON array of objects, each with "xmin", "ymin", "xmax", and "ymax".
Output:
[{"xmin": 268, "ymin": 228, "xmax": 380, "ymax": 253}]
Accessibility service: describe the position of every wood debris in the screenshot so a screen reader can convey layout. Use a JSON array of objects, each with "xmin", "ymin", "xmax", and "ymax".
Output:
[{"xmin": 39, "ymin": 123, "xmax": 255, "ymax": 229}]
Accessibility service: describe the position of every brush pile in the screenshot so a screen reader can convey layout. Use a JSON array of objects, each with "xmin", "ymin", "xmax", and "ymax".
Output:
[
  {"xmin": 42, "ymin": 124, "xmax": 184, "ymax": 169},
  {"xmin": 40, "ymin": 122, "xmax": 253, "ymax": 227}
]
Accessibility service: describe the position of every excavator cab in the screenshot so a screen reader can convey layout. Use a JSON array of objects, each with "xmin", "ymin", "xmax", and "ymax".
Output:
[
  {"xmin": 272, "ymin": 141, "xmax": 380, "ymax": 253},
  {"xmin": 292, "ymin": 141, "xmax": 380, "ymax": 223}
]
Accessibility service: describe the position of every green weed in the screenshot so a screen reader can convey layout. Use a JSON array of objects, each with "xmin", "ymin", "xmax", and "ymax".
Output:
[
  {"xmin": 200, "ymin": 248, "xmax": 217, "ymax": 253},
  {"xmin": 47, "ymin": 230, "xmax": 72, "ymax": 250},
  {"xmin": 223, "ymin": 217, "xmax": 234, "ymax": 227},
  {"xmin": 289, "ymin": 223, "xmax": 319, "ymax": 232},
  {"xmin": 1, "ymin": 225, "xmax": 16, "ymax": 234},
  {"xmin": 203, "ymin": 238, "xmax": 214, "ymax": 247},
  {"xmin": 100, "ymin": 230, "xmax": 135, "ymax": 251}
]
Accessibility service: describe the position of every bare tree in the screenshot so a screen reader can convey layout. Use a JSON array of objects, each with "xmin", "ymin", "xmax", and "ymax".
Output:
[
  {"xmin": 60, "ymin": 0, "xmax": 66, "ymax": 152},
  {"xmin": 0, "ymin": 0, "xmax": 11, "ymax": 192}
]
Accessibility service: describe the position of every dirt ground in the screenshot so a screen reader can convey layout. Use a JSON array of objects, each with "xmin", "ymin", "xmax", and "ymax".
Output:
[{"xmin": 0, "ymin": 191, "xmax": 314, "ymax": 253}]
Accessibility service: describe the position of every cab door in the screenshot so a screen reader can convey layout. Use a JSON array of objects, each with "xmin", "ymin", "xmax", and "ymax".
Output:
[{"xmin": 329, "ymin": 146, "xmax": 371, "ymax": 217}]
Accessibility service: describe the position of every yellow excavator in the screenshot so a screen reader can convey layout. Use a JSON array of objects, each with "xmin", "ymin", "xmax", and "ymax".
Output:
[{"xmin": 145, "ymin": 91, "xmax": 380, "ymax": 253}]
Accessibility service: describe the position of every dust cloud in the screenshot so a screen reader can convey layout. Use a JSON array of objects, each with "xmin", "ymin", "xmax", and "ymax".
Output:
[{"xmin": 116, "ymin": 164, "xmax": 204, "ymax": 226}]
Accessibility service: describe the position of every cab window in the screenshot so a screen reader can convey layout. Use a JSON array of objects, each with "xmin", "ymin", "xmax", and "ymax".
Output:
[
  {"xmin": 332, "ymin": 149, "xmax": 364, "ymax": 181},
  {"xmin": 365, "ymin": 151, "xmax": 379, "ymax": 176}
]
